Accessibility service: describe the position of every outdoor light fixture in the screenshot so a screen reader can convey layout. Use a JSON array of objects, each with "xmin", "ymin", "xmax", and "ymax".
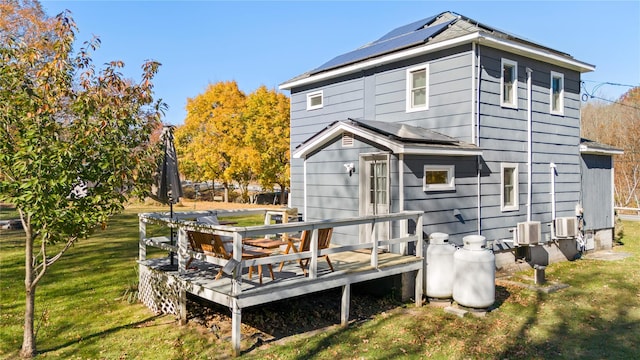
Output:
[{"xmin": 344, "ymin": 163, "xmax": 355, "ymax": 176}]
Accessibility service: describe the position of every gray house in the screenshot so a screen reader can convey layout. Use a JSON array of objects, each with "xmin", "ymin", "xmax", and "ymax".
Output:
[{"xmin": 279, "ymin": 11, "xmax": 621, "ymax": 269}]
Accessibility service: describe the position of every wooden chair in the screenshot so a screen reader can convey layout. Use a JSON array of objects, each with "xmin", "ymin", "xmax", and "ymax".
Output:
[
  {"xmin": 186, "ymin": 231, "xmax": 275, "ymax": 284},
  {"xmin": 294, "ymin": 228, "xmax": 334, "ymax": 276}
]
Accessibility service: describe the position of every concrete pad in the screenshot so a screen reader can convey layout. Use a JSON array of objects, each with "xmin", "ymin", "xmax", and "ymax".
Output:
[
  {"xmin": 444, "ymin": 306, "xmax": 467, "ymax": 318},
  {"xmin": 583, "ymin": 250, "xmax": 631, "ymax": 261},
  {"xmin": 427, "ymin": 299, "xmax": 452, "ymax": 308}
]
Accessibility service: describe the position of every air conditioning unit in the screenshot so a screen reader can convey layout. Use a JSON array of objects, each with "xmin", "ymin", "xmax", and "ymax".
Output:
[
  {"xmin": 555, "ymin": 217, "xmax": 578, "ymax": 238},
  {"xmin": 517, "ymin": 221, "xmax": 541, "ymax": 245}
]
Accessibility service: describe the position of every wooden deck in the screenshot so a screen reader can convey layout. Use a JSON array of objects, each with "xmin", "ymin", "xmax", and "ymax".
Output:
[
  {"xmin": 138, "ymin": 209, "xmax": 424, "ymax": 356},
  {"xmin": 140, "ymin": 248, "xmax": 422, "ymax": 308}
]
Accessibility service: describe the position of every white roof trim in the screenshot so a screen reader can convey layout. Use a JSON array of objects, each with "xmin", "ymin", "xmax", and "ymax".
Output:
[
  {"xmin": 477, "ymin": 34, "xmax": 595, "ymax": 73},
  {"xmin": 292, "ymin": 122, "xmax": 482, "ymax": 159},
  {"xmin": 579, "ymin": 144, "xmax": 624, "ymax": 156},
  {"xmin": 280, "ymin": 32, "xmax": 594, "ymax": 90}
]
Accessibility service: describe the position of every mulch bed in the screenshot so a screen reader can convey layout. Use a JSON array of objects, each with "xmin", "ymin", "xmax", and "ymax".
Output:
[{"xmin": 186, "ymin": 285, "xmax": 406, "ymax": 343}]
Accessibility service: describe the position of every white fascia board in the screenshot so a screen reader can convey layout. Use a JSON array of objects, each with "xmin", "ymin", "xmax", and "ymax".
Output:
[
  {"xmin": 579, "ymin": 144, "xmax": 624, "ymax": 155},
  {"xmin": 293, "ymin": 122, "xmax": 402, "ymax": 159},
  {"xmin": 478, "ymin": 34, "xmax": 595, "ymax": 73},
  {"xmin": 292, "ymin": 121, "xmax": 482, "ymax": 159},
  {"xmin": 281, "ymin": 32, "xmax": 595, "ymax": 90}
]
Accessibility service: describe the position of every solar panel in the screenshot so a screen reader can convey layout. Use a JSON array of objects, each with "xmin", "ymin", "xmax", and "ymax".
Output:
[
  {"xmin": 351, "ymin": 119, "xmax": 459, "ymax": 145},
  {"xmin": 311, "ymin": 19, "xmax": 455, "ymax": 74},
  {"xmin": 374, "ymin": 15, "xmax": 437, "ymax": 43}
]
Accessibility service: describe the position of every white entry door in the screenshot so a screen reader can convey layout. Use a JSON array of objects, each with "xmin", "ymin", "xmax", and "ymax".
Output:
[{"xmin": 359, "ymin": 154, "xmax": 390, "ymax": 245}]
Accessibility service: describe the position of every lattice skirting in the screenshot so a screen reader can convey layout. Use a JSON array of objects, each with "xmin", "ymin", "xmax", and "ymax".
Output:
[{"xmin": 138, "ymin": 264, "xmax": 182, "ymax": 316}]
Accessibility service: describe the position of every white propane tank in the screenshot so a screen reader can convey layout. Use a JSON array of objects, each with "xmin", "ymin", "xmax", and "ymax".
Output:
[
  {"xmin": 452, "ymin": 235, "xmax": 496, "ymax": 309},
  {"xmin": 426, "ymin": 232, "xmax": 457, "ymax": 300}
]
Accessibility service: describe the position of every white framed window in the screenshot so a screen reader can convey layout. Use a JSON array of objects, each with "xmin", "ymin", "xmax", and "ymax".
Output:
[
  {"xmin": 406, "ymin": 64, "xmax": 429, "ymax": 112},
  {"xmin": 550, "ymin": 71, "xmax": 564, "ymax": 115},
  {"xmin": 501, "ymin": 163, "xmax": 519, "ymax": 211},
  {"xmin": 423, "ymin": 165, "xmax": 455, "ymax": 191},
  {"xmin": 307, "ymin": 90, "xmax": 323, "ymax": 110},
  {"xmin": 501, "ymin": 58, "xmax": 518, "ymax": 109}
]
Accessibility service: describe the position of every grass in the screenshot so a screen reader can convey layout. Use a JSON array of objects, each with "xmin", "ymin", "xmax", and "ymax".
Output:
[
  {"xmin": 1, "ymin": 206, "xmax": 639, "ymax": 359},
  {"xmin": 0, "ymin": 204, "xmax": 19, "ymax": 221}
]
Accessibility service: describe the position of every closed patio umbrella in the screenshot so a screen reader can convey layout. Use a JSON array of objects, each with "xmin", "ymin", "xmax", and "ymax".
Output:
[{"xmin": 150, "ymin": 125, "xmax": 183, "ymax": 266}]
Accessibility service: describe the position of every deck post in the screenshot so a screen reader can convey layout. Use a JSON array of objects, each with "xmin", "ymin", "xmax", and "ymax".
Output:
[
  {"xmin": 231, "ymin": 298, "xmax": 241, "ymax": 357},
  {"xmin": 341, "ymin": 284, "xmax": 351, "ymax": 326},
  {"xmin": 138, "ymin": 218, "xmax": 146, "ymax": 261},
  {"xmin": 414, "ymin": 214, "xmax": 424, "ymax": 306},
  {"xmin": 231, "ymin": 233, "xmax": 243, "ymax": 296},
  {"xmin": 178, "ymin": 288, "xmax": 187, "ymax": 325},
  {"xmin": 309, "ymin": 229, "xmax": 319, "ymax": 279},
  {"xmin": 177, "ymin": 227, "xmax": 188, "ymax": 274},
  {"xmin": 370, "ymin": 219, "xmax": 378, "ymax": 268}
]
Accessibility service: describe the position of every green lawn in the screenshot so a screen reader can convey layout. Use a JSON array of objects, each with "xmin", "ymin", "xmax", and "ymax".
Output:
[{"xmin": 1, "ymin": 207, "xmax": 639, "ymax": 359}]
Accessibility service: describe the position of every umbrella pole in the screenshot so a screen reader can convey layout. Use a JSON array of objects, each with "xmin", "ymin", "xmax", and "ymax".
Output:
[{"xmin": 170, "ymin": 202, "xmax": 175, "ymax": 266}]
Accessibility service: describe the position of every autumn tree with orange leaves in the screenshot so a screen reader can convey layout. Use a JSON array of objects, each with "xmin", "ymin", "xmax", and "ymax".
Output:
[
  {"xmin": 582, "ymin": 87, "xmax": 640, "ymax": 208},
  {"xmin": 175, "ymin": 82, "xmax": 290, "ymax": 203}
]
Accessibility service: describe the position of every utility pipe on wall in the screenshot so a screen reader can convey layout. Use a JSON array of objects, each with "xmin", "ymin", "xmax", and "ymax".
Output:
[
  {"xmin": 526, "ymin": 67, "xmax": 533, "ymax": 222},
  {"xmin": 550, "ymin": 162, "xmax": 557, "ymax": 238},
  {"xmin": 475, "ymin": 44, "xmax": 482, "ymax": 235}
]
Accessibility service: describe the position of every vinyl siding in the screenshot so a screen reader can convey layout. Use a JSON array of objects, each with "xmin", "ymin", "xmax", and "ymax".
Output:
[
  {"xmin": 289, "ymin": 42, "xmax": 587, "ymax": 247},
  {"xmin": 581, "ymin": 154, "xmax": 614, "ymax": 230},
  {"xmin": 477, "ymin": 46, "xmax": 582, "ymax": 243}
]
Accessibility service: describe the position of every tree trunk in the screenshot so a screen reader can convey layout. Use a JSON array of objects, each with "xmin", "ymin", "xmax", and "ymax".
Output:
[
  {"xmin": 20, "ymin": 230, "xmax": 36, "ymax": 358},
  {"xmin": 278, "ymin": 184, "xmax": 286, "ymax": 206}
]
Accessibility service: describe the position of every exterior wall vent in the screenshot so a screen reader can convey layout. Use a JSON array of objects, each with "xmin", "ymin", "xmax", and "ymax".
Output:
[
  {"xmin": 342, "ymin": 132, "xmax": 354, "ymax": 147},
  {"xmin": 555, "ymin": 217, "xmax": 578, "ymax": 238},
  {"xmin": 516, "ymin": 221, "xmax": 541, "ymax": 245}
]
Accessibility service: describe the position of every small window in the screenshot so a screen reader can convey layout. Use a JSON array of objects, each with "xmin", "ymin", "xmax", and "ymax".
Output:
[
  {"xmin": 406, "ymin": 64, "xmax": 429, "ymax": 112},
  {"xmin": 307, "ymin": 91, "xmax": 323, "ymax": 110},
  {"xmin": 424, "ymin": 165, "xmax": 455, "ymax": 191},
  {"xmin": 501, "ymin": 163, "xmax": 519, "ymax": 211},
  {"xmin": 501, "ymin": 58, "xmax": 518, "ymax": 108},
  {"xmin": 550, "ymin": 71, "xmax": 564, "ymax": 115}
]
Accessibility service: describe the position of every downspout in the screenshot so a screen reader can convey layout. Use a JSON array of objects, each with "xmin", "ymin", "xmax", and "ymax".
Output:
[
  {"xmin": 303, "ymin": 158, "xmax": 308, "ymax": 221},
  {"xmin": 550, "ymin": 162, "xmax": 557, "ymax": 238},
  {"xmin": 526, "ymin": 67, "xmax": 533, "ymax": 222},
  {"xmin": 399, "ymin": 154, "xmax": 407, "ymax": 254},
  {"xmin": 475, "ymin": 43, "xmax": 482, "ymax": 235}
]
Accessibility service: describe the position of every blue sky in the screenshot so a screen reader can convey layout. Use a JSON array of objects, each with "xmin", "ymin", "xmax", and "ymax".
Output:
[{"xmin": 40, "ymin": 1, "xmax": 640, "ymax": 125}]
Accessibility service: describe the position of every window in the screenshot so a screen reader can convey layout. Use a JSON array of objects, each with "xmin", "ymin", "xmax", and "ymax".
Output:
[
  {"xmin": 423, "ymin": 165, "xmax": 455, "ymax": 191},
  {"xmin": 501, "ymin": 58, "xmax": 518, "ymax": 108},
  {"xmin": 501, "ymin": 163, "xmax": 519, "ymax": 211},
  {"xmin": 406, "ymin": 64, "xmax": 429, "ymax": 112},
  {"xmin": 307, "ymin": 91, "xmax": 323, "ymax": 110},
  {"xmin": 550, "ymin": 71, "xmax": 564, "ymax": 115}
]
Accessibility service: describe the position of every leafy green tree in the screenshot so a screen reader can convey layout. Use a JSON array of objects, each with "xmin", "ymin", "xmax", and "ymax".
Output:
[
  {"xmin": 243, "ymin": 86, "xmax": 290, "ymax": 203},
  {"xmin": 0, "ymin": 2, "xmax": 164, "ymax": 357}
]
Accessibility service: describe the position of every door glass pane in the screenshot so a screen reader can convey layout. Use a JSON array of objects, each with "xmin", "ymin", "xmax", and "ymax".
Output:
[
  {"xmin": 376, "ymin": 163, "xmax": 387, "ymax": 205},
  {"xmin": 369, "ymin": 161, "xmax": 387, "ymax": 206}
]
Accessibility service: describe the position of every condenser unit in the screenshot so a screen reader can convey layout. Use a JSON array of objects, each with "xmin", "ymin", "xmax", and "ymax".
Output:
[
  {"xmin": 517, "ymin": 221, "xmax": 541, "ymax": 245},
  {"xmin": 555, "ymin": 217, "xmax": 578, "ymax": 238}
]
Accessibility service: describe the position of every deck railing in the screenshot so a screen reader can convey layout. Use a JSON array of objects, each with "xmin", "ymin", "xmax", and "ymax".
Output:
[{"xmin": 138, "ymin": 208, "xmax": 424, "ymax": 285}]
